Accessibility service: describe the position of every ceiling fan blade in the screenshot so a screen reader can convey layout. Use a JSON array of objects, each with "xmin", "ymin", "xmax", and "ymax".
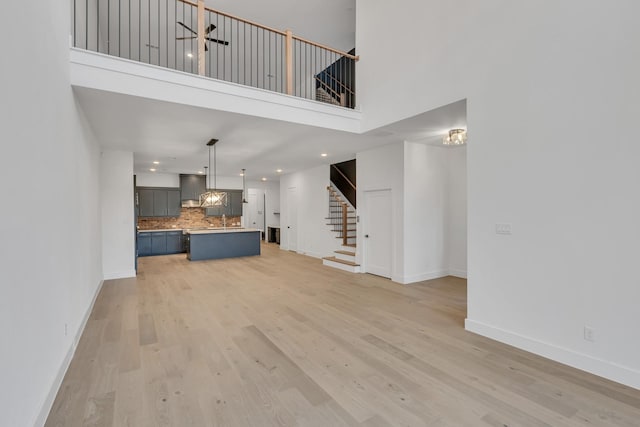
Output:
[
  {"xmin": 205, "ymin": 24, "xmax": 217, "ymax": 34},
  {"xmin": 205, "ymin": 37, "xmax": 229, "ymax": 46},
  {"xmin": 177, "ymin": 21, "xmax": 197, "ymax": 35},
  {"xmin": 176, "ymin": 36, "xmax": 197, "ymax": 40},
  {"xmin": 205, "ymin": 43, "xmax": 209, "ymax": 52}
]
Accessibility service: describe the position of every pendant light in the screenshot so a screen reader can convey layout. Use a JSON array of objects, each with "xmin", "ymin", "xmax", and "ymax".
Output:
[
  {"xmin": 241, "ymin": 168, "xmax": 248, "ymax": 203},
  {"xmin": 200, "ymin": 138, "xmax": 227, "ymax": 207}
]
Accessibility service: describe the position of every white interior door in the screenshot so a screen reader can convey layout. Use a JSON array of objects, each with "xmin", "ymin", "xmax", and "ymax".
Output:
[
  {"xmin": 363, "ymin": 190, "xmax": 392, "ymax": 278},
  {"xmin": 287, "ymin": 187, "xmax": 297, "ymax": 251},
  {"xmin": 248, "ymin": 192, "xmax": 258, "ymax": 229}
]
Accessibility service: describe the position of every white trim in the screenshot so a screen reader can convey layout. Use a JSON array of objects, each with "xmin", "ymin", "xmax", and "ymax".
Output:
[
  {"xmin": 35, "ymin": 279, "xmax": 105, "ymax": 427},
  {"xmin": 103, "ymin": 270, "xmax": 137, "ymax": 280},
  {"xmin": 69, "ymin": 48, "xmax": 362, "ymax": 133},
  {"xmin": 448, "ymin": 268, "xmax": 467, "ymax": 279},
  {"xmin": 465, "ymin": 319, "xmax": 640, "ymax": 391},
  {"xmin": 396, "ymin": 270, "xmax": 449, "ymax": 285}
]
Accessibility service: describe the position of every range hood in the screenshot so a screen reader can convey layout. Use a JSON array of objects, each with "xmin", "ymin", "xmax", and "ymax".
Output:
[
  {"xmin": 180, "ymin": 174, "xmax": 207, "ymax": 207},
  {"xmin": 181, "ymin": 199, "xmax": 201, "ymax": 208}
]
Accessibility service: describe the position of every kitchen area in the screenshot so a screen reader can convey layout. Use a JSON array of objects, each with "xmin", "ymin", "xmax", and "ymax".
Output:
[{"xmin": 135, "ymin": 171, "xmax": 280, "ymax": 262}]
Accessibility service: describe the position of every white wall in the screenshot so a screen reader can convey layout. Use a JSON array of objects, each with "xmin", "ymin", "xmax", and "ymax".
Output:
[
  {"xmin": 358, "ymin": 0, "xmax": 640, "ymax": 388},
  {"xmin": 280, "ymin": 165, "xmax": 336, "ymax": 258},
  {"xmin": 403, "ymin": 142, "xmax": 449, "ymax": 283},
  {"xmin": 447, "ymin": 147, "xmax": 467, "ymax": 278},
  {"xmin": 0, "ymin": 1, "xmax": 104, "ymax": 425},
  {"xmin": 135, "ymin": 172, "xmax": 243, "ymax": 190},
  {"xmin": 247, "ymin": 180, "xmax": 281, "ymax": 229},
  {"xmin": 101, "ymin": 151, "xmax": 136, "ymax": 279},
  {"xmin": 135, "ymin": 172, "xmax": 180, "ymax": 187}
]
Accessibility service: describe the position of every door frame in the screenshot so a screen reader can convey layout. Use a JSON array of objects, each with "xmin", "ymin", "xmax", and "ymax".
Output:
[{"xmin": 361, "ymin": 189, "xmax": 393, "ymax": 279}]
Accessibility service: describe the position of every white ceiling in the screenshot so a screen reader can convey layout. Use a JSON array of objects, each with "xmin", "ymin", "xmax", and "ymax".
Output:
[{"xmin": 74, "ymin": 86, "xmax": 466, "ymax": 181}]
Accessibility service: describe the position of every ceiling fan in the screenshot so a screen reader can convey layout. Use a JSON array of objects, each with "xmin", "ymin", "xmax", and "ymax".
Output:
[{"xmin": 176, "ymin": 22, "xmax": 229, "ymax": 51}]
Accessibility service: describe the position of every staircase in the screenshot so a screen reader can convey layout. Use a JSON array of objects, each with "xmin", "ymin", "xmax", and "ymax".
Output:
[
  {"xmin": 322, "ymin": 184, "xmax": 361, "ymax": 273},
  {"xmin": 316, "ymin": 87, "xmax": 341, "ymax": 106}
]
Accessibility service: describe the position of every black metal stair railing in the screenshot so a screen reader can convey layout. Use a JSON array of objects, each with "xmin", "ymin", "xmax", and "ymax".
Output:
[{"xmin": 71, "ymin": 0, "xmax": 359, "ymax": 107}]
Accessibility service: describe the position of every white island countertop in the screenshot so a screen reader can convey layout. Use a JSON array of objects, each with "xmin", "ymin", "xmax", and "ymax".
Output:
[{"xmin": 185, "ymin": 228, "xmax": 261, "ymax": 235}]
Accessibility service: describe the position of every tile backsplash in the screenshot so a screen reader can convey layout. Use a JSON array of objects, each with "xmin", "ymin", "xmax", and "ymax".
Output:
[{"xmin": 138, "ymin": 208, "xmax": 241, "ymax": 230}]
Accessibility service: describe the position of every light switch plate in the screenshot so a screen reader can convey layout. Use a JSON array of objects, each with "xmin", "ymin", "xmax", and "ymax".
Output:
[{"xmin": 496, "ymin": 223, "xmax": 512, "ymax": 235}]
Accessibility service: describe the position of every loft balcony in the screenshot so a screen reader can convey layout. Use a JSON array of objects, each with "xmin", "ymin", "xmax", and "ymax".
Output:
[{"xmin": 71, "ymin": 0, "xmax": 358, "ymax": 111}]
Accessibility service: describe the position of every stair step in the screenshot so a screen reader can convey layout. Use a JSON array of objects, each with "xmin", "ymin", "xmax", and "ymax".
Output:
[
  {"xmin": 326, "ymin": 223, "xmax": 356, "ymax": 226},
  {"xmin": 336, "ymin": 235, "xmax": 357, "ymax": 239},
  {"xmin": 322, "ymin": 256, "xmax": 359, "ymax": 267},
  {"xmin": 343, "ymin": 243, "xmax": 357, "ymax": 248},
  {"xmin": 335, "ymin": 250, "xmax": 356, "ymax": 257}
]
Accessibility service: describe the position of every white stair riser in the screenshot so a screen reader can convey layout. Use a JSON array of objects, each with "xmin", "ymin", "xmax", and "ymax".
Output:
[{"xmin": 323, "ymin": 259, "xmax": 361, "ymax": 273}]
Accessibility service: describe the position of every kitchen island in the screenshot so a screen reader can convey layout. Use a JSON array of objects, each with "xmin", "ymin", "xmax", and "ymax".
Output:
[{"xmin": 185, "ymin": 228, "xmax": 261, "ymax": 261}]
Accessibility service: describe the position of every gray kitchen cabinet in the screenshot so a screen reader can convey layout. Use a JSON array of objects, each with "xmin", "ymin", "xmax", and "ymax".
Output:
[
  {"xmin": 205, "ymin": 203, "xmax": 224, "ymax": 217},
  {"xmin": 138, "ymin": 188, "xmax": 155, "ymax": 217},
  {"xmin": 137, "ymin": 187, "xmax": 181, "ymax": 217},
  {"xmin": 167, "ymin": 189, "xmax": 181, "ymax": 216},
  {"xmin": 204, "ymin": 190, "xmax": 243, "ymax": 217},
  {"xmin": 166, "ymin": 231, "xmax": 183, "ymax": 254},
  {"xmin": 229, "ymin": 190, "xmax": 243, "ymax": 216},
  {"xmin": 180, "ymin": 174, "xmax": 206, "ymax": 201},
  {"xmin": 138, "ymin": 231, "xmax": 185, "ymax": 257},
  {"xmin": 153, "ymin": 190, "xmax": 168, "ymax": 216},
  {"xmin": 137, "ymin": 233, "xmax": 152, "ymax": 256},
  {"xmin": 150, "ymin": 232, "xmax": 167, "ymax": 254}
]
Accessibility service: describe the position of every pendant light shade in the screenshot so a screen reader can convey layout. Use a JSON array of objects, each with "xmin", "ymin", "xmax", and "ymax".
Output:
[
  {"xmin": 200, "ymin": 139, "xmax": 227, "ymax": 208},
  {"xmin": 443, "ymin": 129, "xmax": 467, "ymax": 146}
]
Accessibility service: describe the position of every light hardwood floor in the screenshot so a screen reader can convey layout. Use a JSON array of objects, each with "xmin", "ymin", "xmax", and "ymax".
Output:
[{"xmin": 46, "ymin": 243, "xmax": 640, "ymax": 426}]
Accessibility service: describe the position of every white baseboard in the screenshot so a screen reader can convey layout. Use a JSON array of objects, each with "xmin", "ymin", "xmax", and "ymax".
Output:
[
  {"xmin": 465, "ymin": 319, "xmax": 640, "ymax": 391},
  {"xmin": 398, "ymin": 270, "xmax": 449, "ymax": 284},
  {"xmin": 448, "ymin": 268, "xmax": 467, "ymax": 279},
  {"xmin": 103, "ymin": 270, "xmax": 136, "ymax": 280},
  {"xmin": 35, "ymin": 279, "xmax": 105, "ymax": 427}
]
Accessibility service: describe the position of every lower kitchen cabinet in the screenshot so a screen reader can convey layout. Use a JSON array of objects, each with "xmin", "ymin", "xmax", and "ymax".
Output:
[
  {"xmin": 150, "ymin": 232, "xmax": 167, "ymax": 254},
  {"xmin": 166, "ymin": 231, "xmax": 183, "ymax": 254},
  {"xmin": 138, "ymin": 231, "xmax": 186, "ymax": 256},
  {"xmin": 137, "ymin": 233, "xmax": 152, "ymax": 256}
]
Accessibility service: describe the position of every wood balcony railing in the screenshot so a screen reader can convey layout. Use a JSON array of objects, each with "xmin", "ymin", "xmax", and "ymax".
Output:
[{"xmin": 72, "ymin": 0, "xmax": 359, "ymax": 108}]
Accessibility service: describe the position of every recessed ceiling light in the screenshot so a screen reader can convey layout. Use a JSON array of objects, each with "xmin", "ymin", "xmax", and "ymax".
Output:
[
  {"xmin": 152, "ymin": 161, "xmax": 160, "ymax": 165},
  {"xmin": 197, "ymin": 171, "xmax": 204, "ymax": 174},
  {"xmin": 187, "ymin": 52, "xmax": 193, "ymax": 58},
  {"xmin": 261, "ymin": 177, "xmax": 267, "ymax": 181},
  {"xmin": 276, "ymin": 169, "xmax": 282, "ymax": 173},
  {"xmin": 149, "ymin": 168, "xmax": 156, "ymax": 172},
  {"xmin": 321, "ymin": 153, "xmax": 328, "ymax": 157}
]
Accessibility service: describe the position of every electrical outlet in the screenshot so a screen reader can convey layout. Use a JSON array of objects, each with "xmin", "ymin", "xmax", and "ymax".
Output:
[
  {"xmin": 495, "ymin": 223, "xmax": 512, "ymax": 235},
  {"xmin": 584, "ymin": 326, "xmax": 596, "ymax": 342}
]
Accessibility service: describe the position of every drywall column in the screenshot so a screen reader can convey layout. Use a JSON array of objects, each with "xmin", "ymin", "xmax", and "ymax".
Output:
[{"xmin": 100, "ymin": 151, "xmax": 135, "ymax": 279}]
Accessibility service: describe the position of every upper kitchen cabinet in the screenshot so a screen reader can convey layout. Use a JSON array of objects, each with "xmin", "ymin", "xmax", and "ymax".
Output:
[
  {"xmin": 229, "ymin": 190, "xmax": 244, "ymax": 216},
  {"xmin": 180, "ymin": 174, "xmax": 206, "ymax": 202},
  {"xmin": 167, "ymin": 189, "xmax": 181, "ymax": 216},
  {"xmin": 204, "ymin": 190, "xmax": 243, "ymax": 217},
  {"xmin": 137, "ymin": 187, "xmax": 181, "ymax": 217}
]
